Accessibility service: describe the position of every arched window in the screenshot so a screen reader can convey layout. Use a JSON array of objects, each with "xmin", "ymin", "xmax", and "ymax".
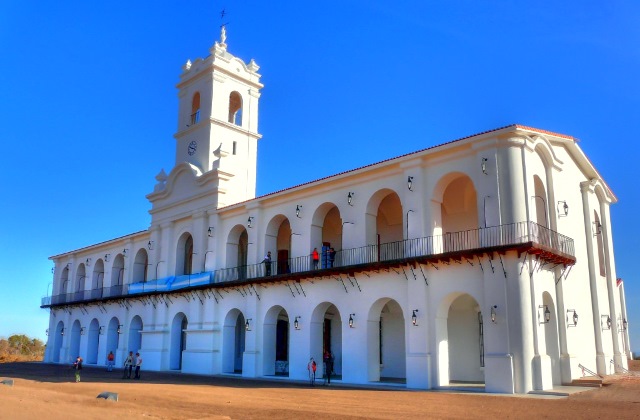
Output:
[
  {"xmin": 176, "ymin": 233, "xmax": 194, "ymax": 276},
  {"xmin": 133, "ymin": 249, "xmax": 148, "ymax": 283},
  {"xmin": 184, "ymin": 235, "xmax": 193, "ymax": 275},
  {"xmin": 228, "ymin": 91, "xmax": 242, "ymax": 126},
  {"xmin": 191, "ymin": 92, "xmax": 200, "ymax": 125}
]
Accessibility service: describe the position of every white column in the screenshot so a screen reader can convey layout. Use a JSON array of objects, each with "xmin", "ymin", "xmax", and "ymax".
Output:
[
  {"xmin": 580, "ymin": 181, "xmax": 605, "ymax": 375},
  {"xmin": 600, "ymin": 202, "xmax": 622, "ymax": 369}
]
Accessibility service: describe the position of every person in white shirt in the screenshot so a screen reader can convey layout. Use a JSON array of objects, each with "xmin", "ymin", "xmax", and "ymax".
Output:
[{"xmin": 134, "ymin": 352, "xmax": 143, "ymax": 380}]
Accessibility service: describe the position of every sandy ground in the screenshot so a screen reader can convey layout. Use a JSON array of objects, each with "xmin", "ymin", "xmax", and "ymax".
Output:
[{"xmin": 1, "ymin": 362, "xmax": 639, "ymax": 419}]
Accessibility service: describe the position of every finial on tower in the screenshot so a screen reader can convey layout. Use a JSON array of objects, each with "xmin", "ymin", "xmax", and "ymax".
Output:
[{"xmin": 219, "ymin": 9, "xmax": 228, "ymax": 50}]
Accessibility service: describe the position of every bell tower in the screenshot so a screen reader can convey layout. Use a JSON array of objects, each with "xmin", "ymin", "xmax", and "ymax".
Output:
[{"xmin": 174, "ymin": 26, "xmax": 263, "ymax": 206}]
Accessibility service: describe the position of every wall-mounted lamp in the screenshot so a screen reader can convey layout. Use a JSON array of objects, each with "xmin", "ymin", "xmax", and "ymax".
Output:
[
  {"xmin": 490, "ymin": 305, "xmax": 497, "ymax": 323},
  {"xmin": 245, "ymin": 318, "xmax": 252, "ymax": 331},
  {"xmin": 623, "ymin": 318, "xmax": 628, "ymax": 331},
  {"xmin": 147, "ymin": 240, "xmax": 154, "ymax": 250},
  {"xmin": 117, "ymin": 324, "xmax": 123, "ymax": 334},
  {"xmin": 208, "ymin": 227, "xmax": 214, "ymax": 237},
  {"xmin": 85, "ymin": 258, "xmax": 92, "ymax": 266},
  {"xmin": 412, "ymin": 310, "xmax": 419, "ymax": 326},
  {"xmin": 104, "ymin": 254, "xmax": 111, "ymax": 262},
  {"xmin": 558, "ymin": 201, "xmax": 569, "ymax": 217},
  {"xmin": 123, "ymin": 248, "xmax": 129, "ymax": 257},
  {"xmin": 407, "ymin": 176, "xmax": 414, "ymax": 191},
  {"xmin": 45, "ymin": 329, "xmax": 49, "ymax": 336},
  {"xmin": 294, "ymin": 316, "xmax": 301, "ymax": 330},
  {"xmin": 296, "ymin": 205, "xmax": 302, "ymax": 218},
  {"xmin": 567, "ymin": 309, "xmax": 578, "ymax": 327},
  {"xmin": 61, "ymin": 328, "xmax": 65, "ymax": 336},
  {"xmin": 593, "ymin": 221, "xmax": 602, "ymax": 235},
  {"xmin": 99, "ymin": 326, "xmax": 105, "ymax": 335},
  {"xmin": 481, "ymin": 158, "xmax": 488, "ymax": 175},
  {"xmin": 80, "ymin": 327, "xmax": 86, "ymax": 336},
  {"xmin": 51, "ymin": 267, "xmax": 55, "ymax": 274},
  {"xmin": 247, "ymin": 217, "xmax": 254, "ymax": 228},
  {"xmin": 601, "ymin": 314, "xmax": 612, "ymax": 330},
  {"xmin": 347, "ymin": 192, "xmax": 354, "ymax": 206},
  {"xmin": 348, "ymin": 313, "xmax": 355, "ymax": 328},
  {"xmin": 539, "ymin": 305, "xmax": 551, "ymax": 324}
]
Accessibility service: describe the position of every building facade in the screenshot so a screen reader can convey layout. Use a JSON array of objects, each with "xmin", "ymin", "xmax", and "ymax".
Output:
[{"xmin": 42, "ymin": 29, "xmax": 631, "ymax": 394}]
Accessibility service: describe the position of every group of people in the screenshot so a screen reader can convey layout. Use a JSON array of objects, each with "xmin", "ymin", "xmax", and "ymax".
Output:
[
  {"xmin": 311, "ymin": 248, "xmax": 337, "ymax": 270},
  {"xmin": 263, "ymin": 247, "xmax": 337, "ymax": 277},
  {"xmin": 122, "ymin": 351, "xmax": 143, "ymax": 379},
  {"xmin": 312, "ymin": 248, "xmax": 336, "ymax": 269},
  {"xmin": 70, "ymin": 350, "xmax": 142, "ymax": 382},
  {"xmin": 307, "ymin": 350, "xmax": 335, "ymax": 386}
]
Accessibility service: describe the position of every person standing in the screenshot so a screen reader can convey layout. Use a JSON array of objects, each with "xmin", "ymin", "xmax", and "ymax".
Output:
[
  {"xmin": 134, "ymin": 352, "xmax": 143, "ymax": 379},
  {"xmin": 73, "ymin": 356, "xmax": 83, "ymax": 382},
  {"xmin": 307, "ymin": 357, "xmax": 317, "ymax": 386},
  {"xmin": 312, "ymin": 248, "xmax": 319, "ymax": 269},
  {"xmin": 123, "ymin": 351, "xmax": 134, "ymax": 379},
  {"xmin": 106, "ymin": 351, "xmax": 115, "ymax": 372},
  {"xmin": 323, "ymin": 351, "xmax": 330, "ymax": 385},
  {"xmin": 263, "ymin": 251, "xmax": 272, "ymax": 276},
  {"xmin": 328, "ymin": 248, "xmax": 336, "ymax": 268}
]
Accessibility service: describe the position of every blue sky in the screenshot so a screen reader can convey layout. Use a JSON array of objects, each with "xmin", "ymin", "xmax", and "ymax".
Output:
[{"xmin": 1, "ymin": 1, "xmax": 639, "ymax": 352}]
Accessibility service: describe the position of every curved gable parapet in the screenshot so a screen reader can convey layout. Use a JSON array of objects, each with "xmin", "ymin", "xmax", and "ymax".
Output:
[
  {"xmin": 147, "ymin": 162, "xmax": 203, "ymax": 202},
  {"xmin": 580, "ymin": 178, "xmax": 615, "ymax": 204},
  {"xmin": 526, "ymin": 135, "xmax": 564, "ymax": 171}
]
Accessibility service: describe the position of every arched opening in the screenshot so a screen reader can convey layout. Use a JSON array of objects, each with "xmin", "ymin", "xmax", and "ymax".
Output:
[
  {"xmin": 75, "ymin": 264, "xmax": 87, "ymax": 301},
  {"xmin": 132, "ymin": 248, "xmax": 148, "ymax": 283},
  {"xmin": 263, "ymin": 306, "xmax": 289, "ymax": 376},
  {"xmin": 225, "ymin": 225, "xmax": 248, "ymax": 281},
  {"xmin": 542, "ymin": 292, "xmax": 561, "ymax": 386},
  {"xmin": 176, "ymin": 233, "xmax": 194, "ymax": 276},
  {"xmin": 367, "ymin": 298, "xmax": 406, "ymax": 383},
  {"xmin": 86, "ymin": 318, "xmax": 100, "ymax": 364},
  {"xmin": 108, "ymin": 254, "xmax": 125, "ymax": 298},
  {"xmin": 69, "ymin": 320, "xmax": 81, "ymax": 363},
  {"xmin": 310, "ymin": 303, "xmax": 343, "ymax": 380},
  {"xmin": 222, "ymin": 309, "xmax": 246, "ymax": 373},
  {"xmin": 52, "ymin": 321, "xmax": 64, "ymax": 363},
  {"xmin": 191, "ymin": 92, "xmax": 200, "ymax": 125},
  {"xmin": 437, "ymin": 293, "xmax": 485, "ymax": 387},
  {"xmin": 532, "ymin": 176, "xmax": 548, "ymax": 228},
  {"xmin": 310, "ymin": 204, "xmax": 343, "ymax": 268},
  {"xmin": 91, "ymin": 259, "xmax": 104, "ymax": 300},
  {"xmin": 59, "ymin": 267, "xmax": 70, "ymax": 295},
  {"xmin": 106, "ymin": 317, "xmax": 120, "ymax": 365},
  {"xmin": 437, "ymin": 174, "xmax": 479, "ymax": 252},
  {"xmin": 265, "ymin": 214, "xmax": 293, "ymax": 275},
  {"xmin": 366, "ymin": 190, "xmax": 403, "ymax": 262},
  {"xmin": 127, "ymin": 315, "xmax": 143, "ymax": 355},
  {"xmin": 228, "ymin": 91, "xmax": 242, "ymax": 126},
  {"xmin": 170, "ymin": 312, "xmax": 188, "ymax": 370}
]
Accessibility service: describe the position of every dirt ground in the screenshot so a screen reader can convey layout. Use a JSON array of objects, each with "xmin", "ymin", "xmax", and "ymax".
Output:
[{"xmin": 0, "ymin": 362, "xmax": 639, "ymax": 419}]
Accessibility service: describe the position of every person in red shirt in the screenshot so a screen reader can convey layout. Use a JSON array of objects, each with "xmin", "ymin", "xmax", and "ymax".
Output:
[{"xmin": 312, "ymin": 248, "xmax": 319, "ymax": 269}]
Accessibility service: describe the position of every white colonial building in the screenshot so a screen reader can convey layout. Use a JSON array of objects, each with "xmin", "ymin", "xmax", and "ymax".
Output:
[{"xmin": 42, "ymin": 29, "xmax": 632, "ymax": 394}]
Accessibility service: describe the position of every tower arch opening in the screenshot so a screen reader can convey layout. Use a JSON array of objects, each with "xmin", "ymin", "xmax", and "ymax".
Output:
[
  {"xmin": 228, "ymin": 91, "xmax": 242, "ymax": 126},
  {"xmin": 191, "ymin": 92, "xmax": 200, "ymax": 125}
]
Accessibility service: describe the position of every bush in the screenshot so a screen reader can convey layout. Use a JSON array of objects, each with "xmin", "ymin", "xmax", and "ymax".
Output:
[{"xmin": 0, "ymin": 335, "xmax": 45, "ymax": 362}]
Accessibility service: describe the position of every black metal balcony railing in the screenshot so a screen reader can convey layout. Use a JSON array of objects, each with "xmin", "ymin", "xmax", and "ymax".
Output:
[{"xmin": 42, "ymin": 221, "xmax": 574, "ymax": 307}]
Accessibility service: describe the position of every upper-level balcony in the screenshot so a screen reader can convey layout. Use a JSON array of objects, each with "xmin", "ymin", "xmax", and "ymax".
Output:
[{"xmin": 42, "ymin": 221, "xmax": 575, "ymax": 308}]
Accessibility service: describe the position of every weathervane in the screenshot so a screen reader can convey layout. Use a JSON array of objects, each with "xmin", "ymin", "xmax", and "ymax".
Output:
[{"xmin": 219, "ymin": 8, "xmax": 229, "ymax": 45}]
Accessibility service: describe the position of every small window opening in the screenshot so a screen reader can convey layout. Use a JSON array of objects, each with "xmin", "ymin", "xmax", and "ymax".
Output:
[
  {"xmin": 232, "ymin": 141, "xmax": 237, "ymax": 155},
  {"xmin": 191, "ymin": 92, "xmax": 201, "ymax": 125},
  {"xmin": 228, "ymin": 91, "xmax": 242, "ymax": 126}
]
